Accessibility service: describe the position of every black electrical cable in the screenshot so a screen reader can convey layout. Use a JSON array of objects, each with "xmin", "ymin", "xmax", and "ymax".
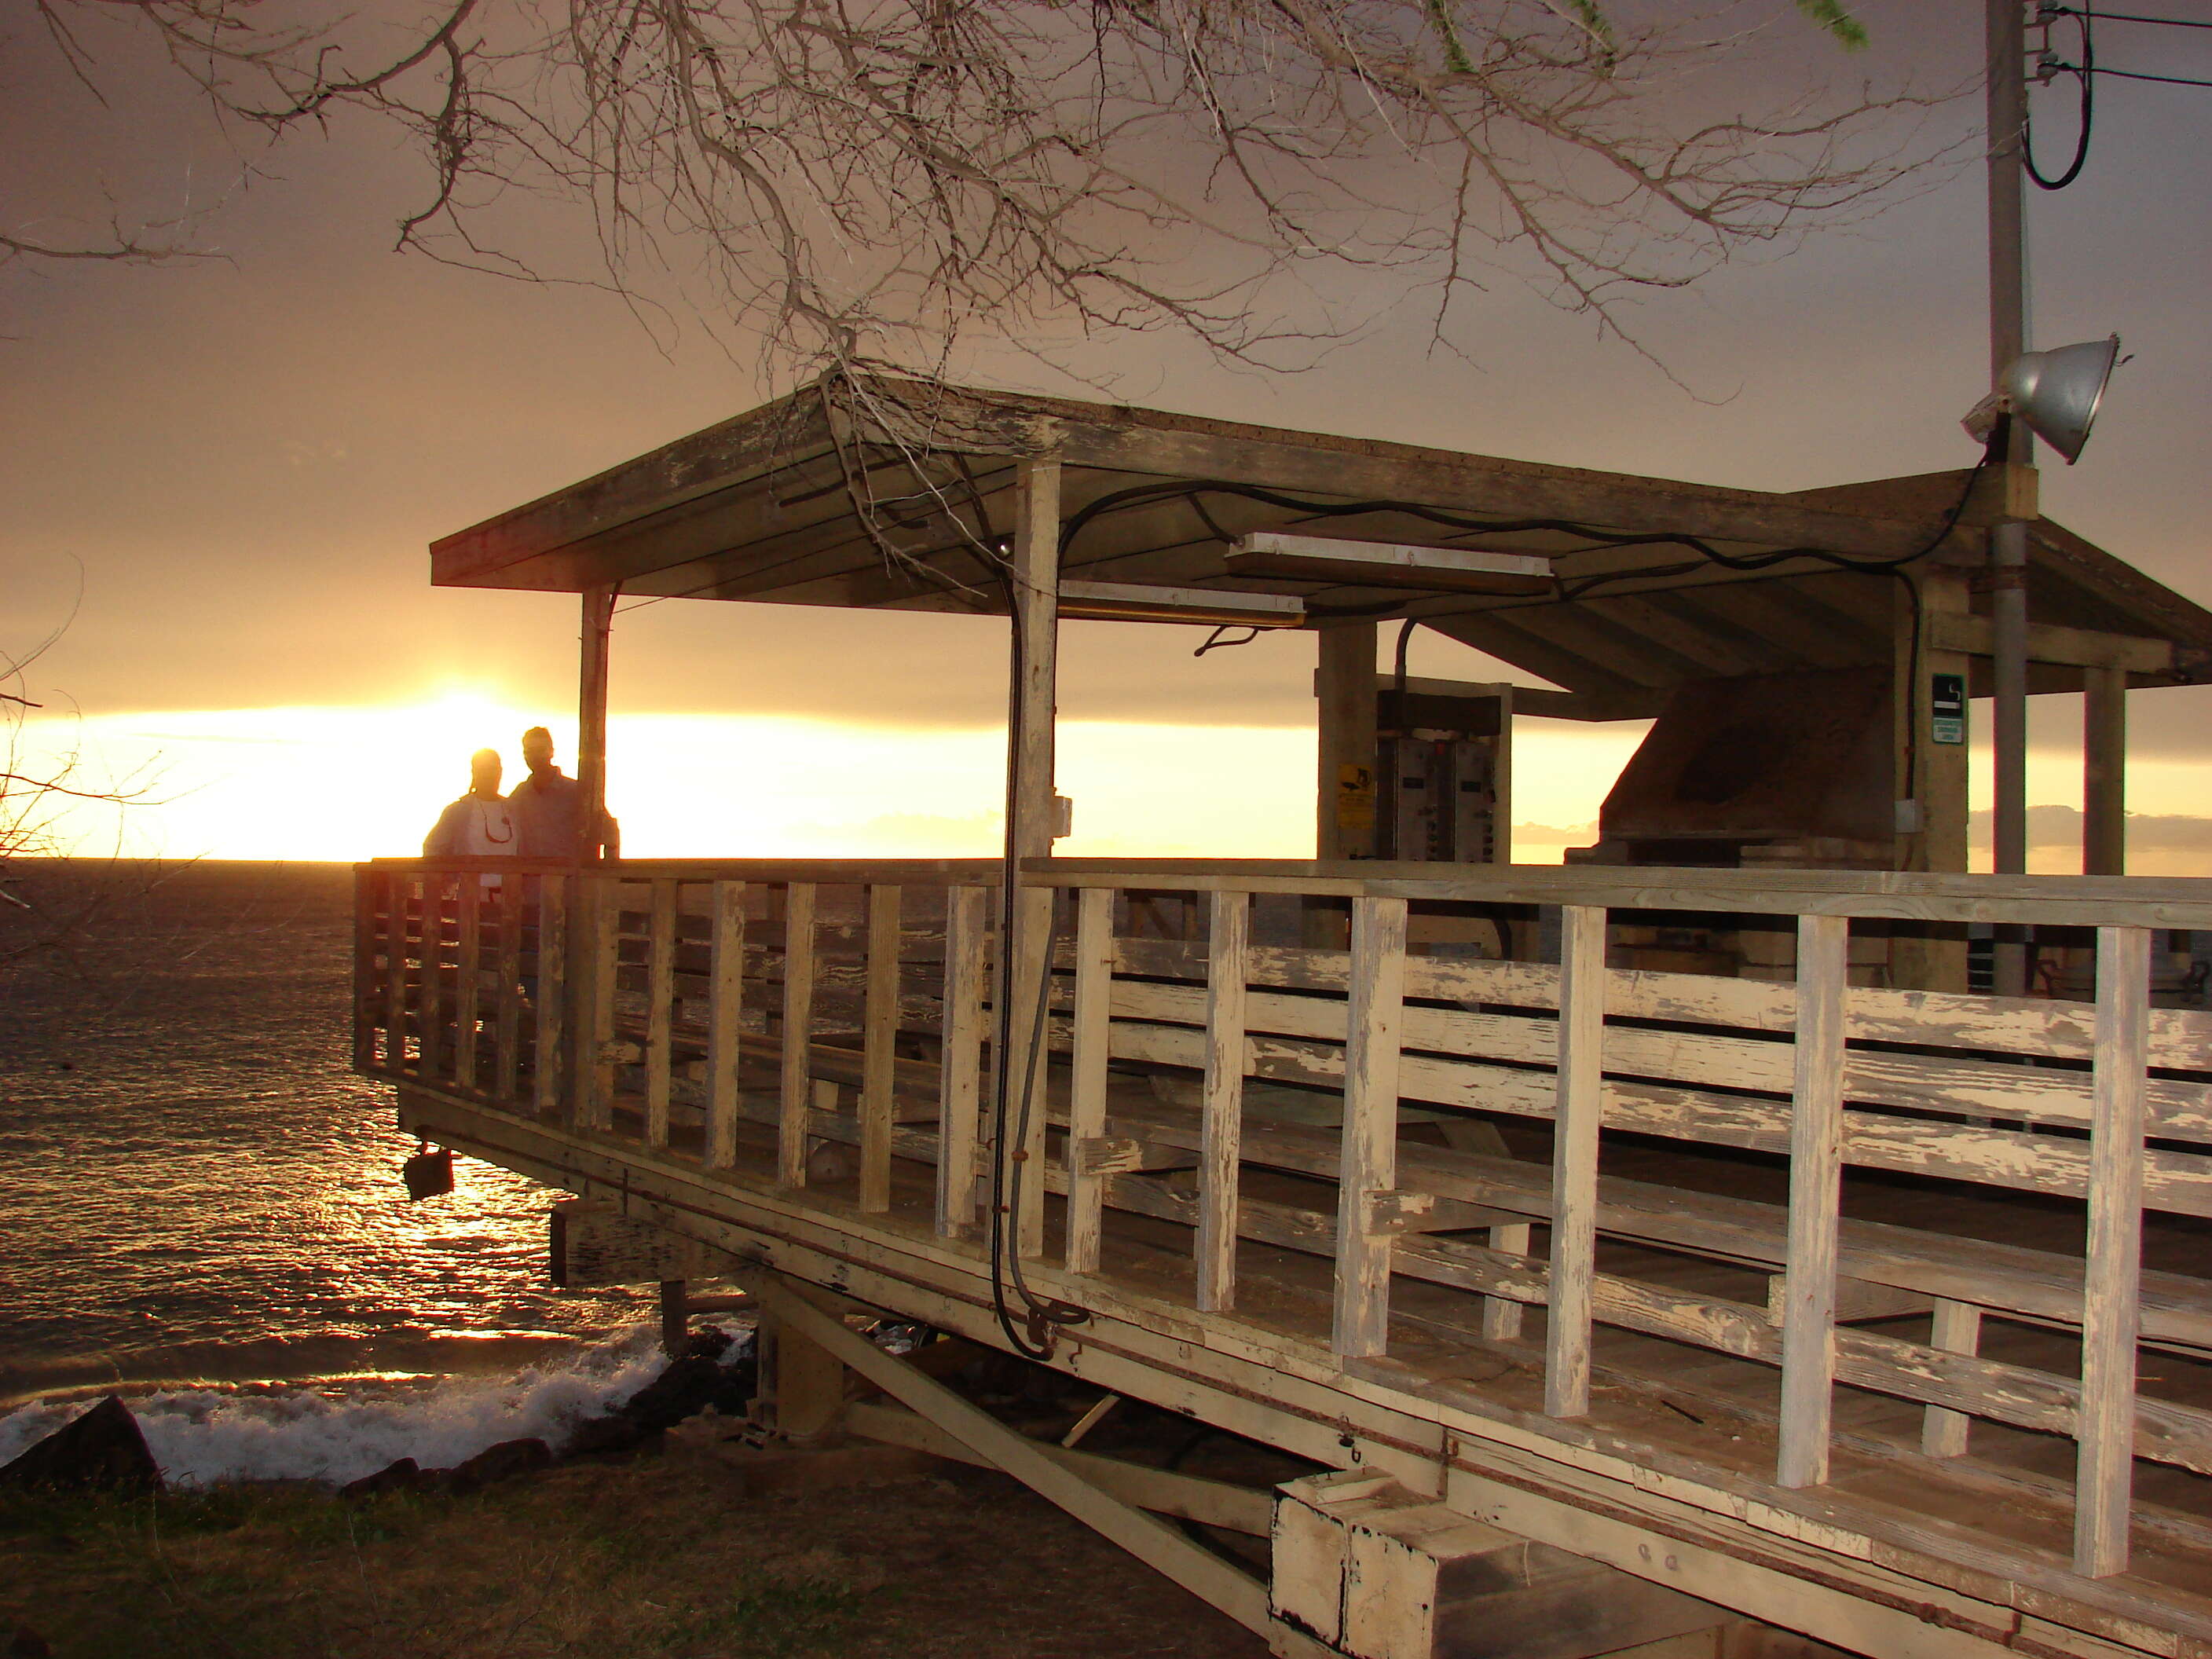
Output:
[
  {"xmin": 2080, "ymin": 63, "xmax": 2212, "ymax": 85},
  {"xmin": 986, "ymin": 558, "xmax": 1089, "ymax": 1361},
  {"xmin": 2029, "ymin": 5, "xmax": 2096, "ymax": 189},
  {"xmin": 1194, "ymin": 624, "xmax": 1263, "ymax": 656},
  {"xmin": 1393, "ymin": 617, "xmax": 1417, "ymax": 701},
  {"xmin": 2049, "ymin": 5, "xmax": 2212, "ymax": 29}
]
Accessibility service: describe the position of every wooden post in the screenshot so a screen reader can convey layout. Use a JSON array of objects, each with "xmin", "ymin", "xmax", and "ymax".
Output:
[
  {"xmin": 644, "ymin": 878, "xmax": 676, "ymax": 1148},
  {"xmin": 778, "ymin": 882, "xmax": 819, "ymax": 1187},
  {"xmin": 2084, "ymin": 665, "xmax": 2127, "ymax": 877},
  {"xmin": 2075, "ymin": 924, "xmax": 2148, "ymax": 1577},
  {"xmin": 705, "ymin": 880, "xmax": 745, "ymax": 1168},
  {"xmin": 584, "ymin": 878, "xmax": 619, "ymax": 1132},
  {"xmin": 937, "ymin": 884, "xmax": 987, "ymax": 1238},
  {"xmin": 534, "ymin": 876, "xmax": 568, "ymax": 1122},
  {"xmin": 1006, "ymin": 453, "xmax": 1062, "ymax": 1261},
  {"xmin": 1317, "ymin": 624, "xmax": 1379, "ymax": 861},
  {"xmin": 1892, "ymin": 570, "xmax": 1971, "ymax": 992},
  {"xmin": 1064, "ymin": 885, "xmax": 1114, "ymax": 1271},
  {"xmin": 577, "ymin": 585, "xmax": 615, "ymax": 864},
  {"xmin": 456, "ymin": 877, "xmax": 482, "ymax": 1091},
  {"xmin": 1332, "ymin": 895, "xmax": 1407, "ymax": 1360},
  {"xmin": 1483, "ymin": 1223, "xmax": 1531, "ymax": 1342},
  {"xmin": 1544, "ymin": 904, "xmax": 1606, "ymax": 1417},
  {"xmin": 659, "ymin": 1279, "xmax": 688, "ymax": 1357},
  {"xmin": 1921, "ymin": 1298, "xmax": 1985, "ymax": 1458},
  {"xmin": 1778, "ymin": 912, "xmax": 1849, "ymax": 1490},
  {"xmin": 1199, "ymin": 890, "xmax": 1251, "ymax": 1313},
  {"xmin": 494, "ymin": 877, "xmax": 522, "ymax": 1104},
  {"xmin": 859, "ymin": 884, "xmax": 902, "ymax": 1212}
]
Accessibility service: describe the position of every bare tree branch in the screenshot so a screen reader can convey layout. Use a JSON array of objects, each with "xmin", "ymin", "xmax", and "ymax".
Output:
[{"xmin": 22, "ymin": 1, "xmax": 1962, "ymax": 372}]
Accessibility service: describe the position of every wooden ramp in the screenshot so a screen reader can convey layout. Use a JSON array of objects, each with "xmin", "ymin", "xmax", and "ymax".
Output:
[{"xmin": 358, "ymin": 854, "xmax": 2212, "ymax": 1659}]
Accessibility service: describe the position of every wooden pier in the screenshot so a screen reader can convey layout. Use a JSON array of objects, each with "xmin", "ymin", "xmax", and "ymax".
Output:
[{"xmin": 358, "ymin": 376, "xmax": 2212, "ymax": 1657}]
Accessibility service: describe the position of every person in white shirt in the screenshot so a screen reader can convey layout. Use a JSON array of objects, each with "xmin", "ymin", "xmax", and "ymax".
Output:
[{"xmin": 423, "ymin": 749, "xmax": 516, "ymax": 859}]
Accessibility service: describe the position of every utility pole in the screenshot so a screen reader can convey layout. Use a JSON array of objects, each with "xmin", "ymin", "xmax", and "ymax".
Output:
[{"xmin": 1987, "ymin": 0, "xmax": 2034, "ymax": 993}]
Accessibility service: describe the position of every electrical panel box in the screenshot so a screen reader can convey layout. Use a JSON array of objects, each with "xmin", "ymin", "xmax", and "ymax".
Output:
[{"xmin": 1379, "ymin": 735, "xmax": 1505, "ymax": 863}]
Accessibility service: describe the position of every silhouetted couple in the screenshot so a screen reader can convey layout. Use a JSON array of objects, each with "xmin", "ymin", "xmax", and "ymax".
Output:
[{"xmin": 423, "ymin": 727, "xmax": 620, "ymax": 859}]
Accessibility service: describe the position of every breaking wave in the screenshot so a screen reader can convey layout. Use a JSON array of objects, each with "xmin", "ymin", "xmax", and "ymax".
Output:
[{"xmin": 0, "ymin": 1322, "xmax": 749, "ymax": 1489}]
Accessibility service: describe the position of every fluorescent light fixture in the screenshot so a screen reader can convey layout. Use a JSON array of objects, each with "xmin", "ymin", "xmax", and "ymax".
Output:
[
  {"xmin": 1225, "ymin": 531, "xmax": 1555, "ymax": 595},
  {"xmin": 1057, "ymin": 580, "xmax": 1306, "ymax": 627}
]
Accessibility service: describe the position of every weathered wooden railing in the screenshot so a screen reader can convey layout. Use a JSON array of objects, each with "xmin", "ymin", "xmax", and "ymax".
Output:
[{"xmin": 357, "ymin": 855, "xmax": 2212, "ymax": 1584}]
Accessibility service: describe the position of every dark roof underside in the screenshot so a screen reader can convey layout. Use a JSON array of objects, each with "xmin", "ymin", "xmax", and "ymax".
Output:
[{"xmin": 433, "ymin": 378, "xmax": 2212, "ymax": 701}]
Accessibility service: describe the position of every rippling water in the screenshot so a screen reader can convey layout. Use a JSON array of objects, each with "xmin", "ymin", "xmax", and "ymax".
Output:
[{"xmin": 0, "ymin": 861, "xmax": 651, "ymax": 1413}]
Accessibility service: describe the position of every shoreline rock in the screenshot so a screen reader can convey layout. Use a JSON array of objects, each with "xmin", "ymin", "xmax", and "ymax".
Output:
[{"xmin": 0, "ymin": 1397, "xmax": 161, "ymax": 1494}]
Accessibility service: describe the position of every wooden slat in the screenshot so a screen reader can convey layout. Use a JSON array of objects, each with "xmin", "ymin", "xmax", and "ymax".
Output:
[
  {"xmin": 495, "ymin": 878, "xmax": 522, "ymax": 1104},
  {"xmin": 1198, "ymin": 890, "xmax": 1250, "ymax": 1313},
  {"xmin": 645, "ymin": 879, "xmax": 677, "ymax": 1148},
  {"xmin": 1921, "ymin": 1299, "xmax": 1983, "ymax": 1459},
  {"xmin": 859, "ymin": 884, "xmax": 903, "ymax": 1212},
  {"xmin": 778, "ymin": 882, "xmax": 819, "ymax": 1186},
  {"xmin": 1332, "ymin": 895, "xmax": 1407, "ymax": 1360},
  {"xmin": 1778, "ymin": 913, "xmax": 1848, "ymax": 1490},
  {"xmin": 1064, "ymin": 885, "xmax": 1114, "ymax": 1271},
  {"xmin": 1544, "ymin": 905, "xmax": 1606, "ymax": 1417},
  {"xmin": 936, "ymin": 886, "xmax": 988, "ymax": 1238},
  {"xmin": 2076, "ymin": 924, "xmax": 2149, "ymax": 1577},
  {"xmin": 456, "ymin": 878, "xmax": 482, "ymax": 1091},
  {"xmin": 706, "ymin": 880, "xmax": 745, "ymax": 1168},
  {"xmin": 533, "ymin": 877, "xmax": 568, "ymax": 1121}
]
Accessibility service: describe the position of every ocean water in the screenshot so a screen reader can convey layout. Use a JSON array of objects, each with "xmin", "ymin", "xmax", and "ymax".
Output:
[{"xmin": 0, "ymin": 860, "xmax": 661, "ymax": 1477}]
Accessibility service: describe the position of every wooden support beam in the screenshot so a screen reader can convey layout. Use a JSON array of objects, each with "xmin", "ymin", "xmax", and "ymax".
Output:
[
  {"xmin": 1924, "ymin": 612, "xmax": 2172, "ymax": 674},
  {"xmin": 1484, "ymin": 1222, "xmax": 1532, "ymax": 1342},
  {"xmin": 1778, "ymin": 914, "xmax": 1848, "ymax": 1490},
  {"xmin": 778, "ymin": 882, "xmax": 819, "ymax": 1187},
  {"xmin": 1333, "ymin": 895, "xmax": 1408, "ymax": 1360},
  {"xmin": 1892, "ymin": 569, "xmax": 1969, "ymax": 992},
  {"xmin": 645, "ymin": 879, "xmax": 676, "ymax": 1147},
  {"xmin": 859, "ymin": 884, "xmax": 903, "ymax": 1212},
  {"xmin": 1920, "ymin": 1299, "xmax": 1984, "ymax": 1459},
  {"xmin": 738, "ymin": 1269, "xmax": 1270, "ymax": 1635},
  {"xmin": 1006, "ymin": 454, "xmax": 1064, "ymax": 1261},
  {"xmin": 2075, "ymin": 925, "xmax": 2148, "ymax": 1577},
  {"xmin": 1065, "ymin": 885, "xmax": 1114, "ymax": 1271},
  {"xmin": 705, "ymin": 880, "xmax": 745, "ymax": 1168},
  {"xmin": 2084, "ymin": 664, "xmax": 2127, "ymax": 877},
  {"xmin": 576, "ymin": 584, "xmax": 615, "ymax": 862},
  {"xmin": 1545, "ymin": 905, "xmax": 1606, "ymax": 1418},
  {"xmin": 584, "ymin": 878, "xmax": 619, "ymax": 1132},
  {"xmin": 1199, "ymin": 889, "xmax": 1250, "ymax": 1313},
  {"xmin": 936, "ymin": 884, "xmax": 987, "ymax": 1238},
  {"xmin": 1317, "ymin": 625, "xmax": 1379, "ymax": 860}
]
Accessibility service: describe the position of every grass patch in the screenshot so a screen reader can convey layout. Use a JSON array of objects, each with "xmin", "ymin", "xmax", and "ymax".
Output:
[{"xmin": 0, "ymin": 1467, "xmax": 866, "ymax": 1659}]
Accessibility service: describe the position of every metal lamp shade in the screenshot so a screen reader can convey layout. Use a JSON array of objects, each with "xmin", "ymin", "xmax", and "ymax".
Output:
[{"xmin": 2000, "ymin": 335, "xmax": 2120, "ymax": 464}]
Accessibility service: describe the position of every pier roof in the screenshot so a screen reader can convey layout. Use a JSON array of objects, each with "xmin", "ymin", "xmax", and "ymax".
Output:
[{"xmin": 431, "ymin": 376, "xmax": 2212, "ymax": 706}]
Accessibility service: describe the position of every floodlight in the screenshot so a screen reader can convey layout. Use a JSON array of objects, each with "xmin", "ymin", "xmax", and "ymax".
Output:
[
  {"xmin": 1057, "ymin": 580, "xmax": 1306, "ymax": 627},
  {"xmin": 1960, "ymin": 334, "xmax": 2121, "ymax": 465},
  {"xmin": 1225, "ymin": 531, "xmax": 1555, "ymax": 595}
]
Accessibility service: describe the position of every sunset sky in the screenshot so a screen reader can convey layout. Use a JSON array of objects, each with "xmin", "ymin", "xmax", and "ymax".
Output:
[{"xmin": 6, "ymin": 4, "xmax": 2210, "ymax": 870}]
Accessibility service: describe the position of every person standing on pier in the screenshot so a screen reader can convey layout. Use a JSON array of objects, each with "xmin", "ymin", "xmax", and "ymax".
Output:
[
  {"xmin": 423, "ymin": 748, "xmax": 515, "ymax": 859},
  {"xmin": 508, "ymin": 725, "xmax": 620, "ymax": 860}
]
